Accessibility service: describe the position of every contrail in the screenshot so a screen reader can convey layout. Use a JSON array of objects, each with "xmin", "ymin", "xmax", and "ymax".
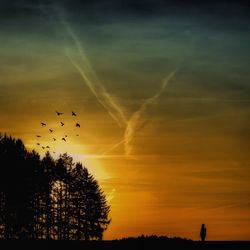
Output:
[
  {"xmin": 39, "ymin": 4, "xmax": 178, "ymax": 156},
  {"xmin": 106, "ymin": 188, "xmax": 116, "ymax": 204},
  {"xmin": 64, "ymin": 15, "xmax": 178, "ymax": 155},
  {"xmin": 124, "ymin": 69, "xmax": 178, "ymax": 155},
  {"xmin": 100, "ymin": 139, "xmax": 125, "ymax": 156},
  {"xmin": 100, "ymin": 69, "xmax": 178, "ymax": 156},
  {"xmin": 65, "ymin": 54, "xmax": 125, "ymax": 127},
  {"xmin": 57, "ymin": 8, "xmax": 127, "ymax": 127}
]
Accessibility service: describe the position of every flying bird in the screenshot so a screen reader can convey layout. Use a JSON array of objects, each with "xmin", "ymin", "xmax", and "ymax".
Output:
[
  {"xmin": 72, "ymin": 111, "xmax": 77, "ymax": 116},
  {"xmin": 46, "ymin": 146, "xmax": 50, "ymax": 149},
  {"xmin": 41, "ymin": 122, "xmax": 46, "ymax": 126},
  {"xmin": 36, "ymin": 135, "xmax": 41, "ymax": 138},
  {"xmin": 37, "ymin": 143, "xmax": 40, "ymax": 146},
  {"xmin": 61, "ymin": 122, "xmax": 64, "ymax": 126},
  {"xmin": 76, "ymin": 134, "xmax": 79, "ymax": 136},
  {"xmin": 65, "ymin": 135, "xmax": 68, "ymax": 138},
  {"xmin": 53, "ymin": 138, "xmax": 56, "ymax": 141},
  {"xmin": 42, "ymin": 146, "xmax": 45, "ymax": 149},
  {"xmin": 56, "ymin": 111, "xmax": 64, "ymax": 116},
  {"xmin": 62, "ymin": 138, "xmax": 66, "ymax": 142},
  {"xmin": 76, "ymin": 123, "xmax": 80, "ymax": 128},
  {"xmin": 49, "ymin": 129, "xmax": 53, "ymax": 133}
]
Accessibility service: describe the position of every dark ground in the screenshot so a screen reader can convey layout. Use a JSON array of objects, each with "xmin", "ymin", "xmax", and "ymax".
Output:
[{"xmin": 1, "ymin": 239, "xmax": 250, "ymax": 250}]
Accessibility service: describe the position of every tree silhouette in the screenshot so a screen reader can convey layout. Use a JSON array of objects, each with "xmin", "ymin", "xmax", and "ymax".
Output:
[
  {"xmin": 0, "ymin": 134, "xmax": 110, "ymax": 240},
  {"xmin": 69, "ymin": 163, "xmax": 110, "ymax": 240},
  {"xmin": 0, "ymin": 134, "xmax": 40, "ymax": 239}
]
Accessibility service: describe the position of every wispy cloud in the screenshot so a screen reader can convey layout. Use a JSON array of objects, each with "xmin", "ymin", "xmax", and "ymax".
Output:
[
  {"xmin": 100, "ymin": 139, "xmax": 125, "ymax": 156},
  {"xmin": 40, "ymin": 4, "xmax": 178, "ymax": 156},
  {"xmin": 100, "ymin": 70, "xmax": 178, "ymax": 156},
  {"xmin": 55, "ymin": 8, "xmax": 127, "ymax": 128},
  {"xmin": 60, "ymin": 13, "xmax": 178, "ymax": 155},
  {"xmin": 106, "ymin": 188, "xmax": 116, "ymax": 203},
  {"xmin": 124, "ymin": 69, "xmax": 178, "ymax": 155}
]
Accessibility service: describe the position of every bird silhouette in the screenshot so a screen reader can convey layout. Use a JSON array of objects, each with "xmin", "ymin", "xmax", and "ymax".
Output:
[
  {"xmin": 76, "ymin": 123, "xmax": 80, "ymax": 128},
  {"xmin": 36, "ymin": 135, "xmax": 41, "ymax": 138},
  {"xmin": 65, "ymin": 135, "xmax": 68, "ymax": 138},
  {"xmin": 62, "ymin": 138, "xmax": 66, "ymax": 142},
  {"xmin": 37, "ymin": 143, "xmax": 40, "ymax": 145},
  {"xmin": 56, "ymin": 111, "xmax": 64, "ymax": 116},
  {"xmin": 46, "ymin": 146, "xmax": 50, "ymax": 149},
  {"xmin": 42, "ymin": 146, "xmax": 45, "ymax": 149},
  {"xmin": 72, "ymin": 111, "xmax": 77, "ymax": 116},
  {"xmin": 61, "ymin": 122, "xmax": 64, "ymax": 126},
  {"xmin": 41, "ymin": 122, "xmax": 46, "ymax": 126},
  {"xmin": 53, "ymin": 138, "xmax": 56, "ymax": 141},
  {"xmin": 49, "ymin": 129, "xmax": 53, "ymax": 133},
  {"xmin": 76, "ymin": 134, "xmax": 79, "ymax": 136}
]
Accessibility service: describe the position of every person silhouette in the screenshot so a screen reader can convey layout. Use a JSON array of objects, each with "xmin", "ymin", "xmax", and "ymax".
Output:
[{"xmin": 200, "ymin": 224, "xmax": 206, "ymax": 242}]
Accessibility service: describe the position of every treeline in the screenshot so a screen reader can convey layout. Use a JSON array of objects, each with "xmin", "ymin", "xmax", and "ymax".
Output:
[
  {"xmin": 0, "ymin": 134, "xmax": 110, "ymax": 240},
  {"xmin": 117, "ymin": 235, "xmax": 192, "ymax": 242}
]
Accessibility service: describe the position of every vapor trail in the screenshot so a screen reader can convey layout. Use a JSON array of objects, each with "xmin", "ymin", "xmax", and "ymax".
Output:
[
  {"xmin": 39, "ymin": 4, "xmax": 181, "ymax": 157},
  {"xmin": 106, "ymin": 188, "xmax": 116, "ymax": 203},
  {"xmin": 100, "ymin": 139, "xmax": 125, "ymax": 156},
  {"xmin": 58, "ymin": 11, "xmax": 127, "ymax": 127},
  {"xmin": 124, "ymin": 69, "xmax": 178, "ymax": 155}
]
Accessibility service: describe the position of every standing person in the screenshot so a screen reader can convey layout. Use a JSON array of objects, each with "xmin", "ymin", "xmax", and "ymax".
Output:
[{"xmin": 200, "ymin": 224, "xmax": 206, "ymax": 242}]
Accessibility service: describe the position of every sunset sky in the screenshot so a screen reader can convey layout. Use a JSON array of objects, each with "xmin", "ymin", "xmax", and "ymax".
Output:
[{"xmin": 0, "ymin": 0, "xmax": 250, "ymax": 240}]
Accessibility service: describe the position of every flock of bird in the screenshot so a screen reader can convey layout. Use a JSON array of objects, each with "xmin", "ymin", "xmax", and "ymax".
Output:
[{"xmin": 36, "ymin": 111, "xmax": 81, "ymax": 154}]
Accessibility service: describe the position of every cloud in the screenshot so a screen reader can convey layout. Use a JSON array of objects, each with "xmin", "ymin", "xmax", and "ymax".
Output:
[
  {"xmin": 106, "ymin": 188, "xmax": 116, "ymax": 203},
  {"xmin": 124, "ymin": 69, "xmax": 178, "ymax": 155},
  {"xmin": 60, "ymin": 14, "xmax": 128, "ymax": 127},
  {"xmin": 41, "ymin": 4, "xmax": 128, "ymax": 128},
  {"xmin": 40, "ymin": 4, "xmax": 181, "ymax": 156}
]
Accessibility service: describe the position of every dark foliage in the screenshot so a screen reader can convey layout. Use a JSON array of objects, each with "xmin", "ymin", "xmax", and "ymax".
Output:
[{"xmin": 0, "ymin": 134, "xmax": 110, "ymax": 240}]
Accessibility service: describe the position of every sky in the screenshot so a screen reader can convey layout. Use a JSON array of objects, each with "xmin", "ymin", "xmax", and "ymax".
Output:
[{"xmin": 0, "ymin": 0, "xmax": 250, "ymax": 240}]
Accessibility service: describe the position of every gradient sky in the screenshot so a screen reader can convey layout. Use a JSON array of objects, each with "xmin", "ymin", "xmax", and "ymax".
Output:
[{"xmin": 0, "ymin": 0, "xmax": 250, "ymax": 240}]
